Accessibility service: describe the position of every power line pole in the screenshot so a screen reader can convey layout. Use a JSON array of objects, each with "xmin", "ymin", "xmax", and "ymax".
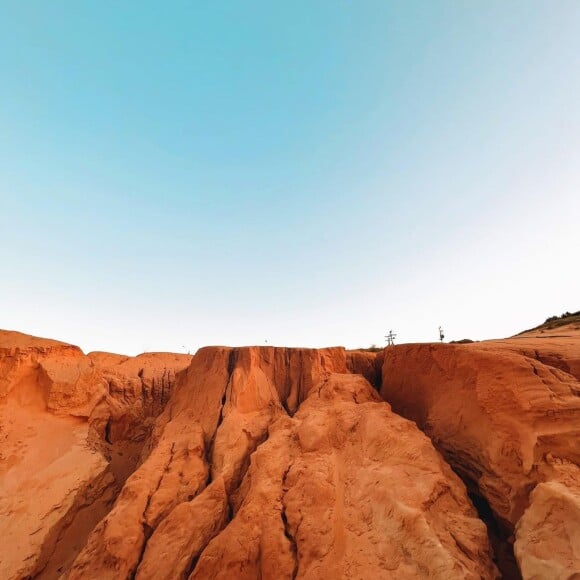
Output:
[{"xmin": 385, "ymin": 330, "xmax": 397, "ymax": 346}]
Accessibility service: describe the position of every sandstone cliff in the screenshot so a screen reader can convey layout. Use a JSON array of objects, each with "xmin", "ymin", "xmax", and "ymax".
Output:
[
  {"xmin": 1, "ymin": 325, "xmax": 579, "ymax": 579},
  {"xmin": 68, "ymin": 347, "xmax": 497, "ymax": 579},
  {"xmin": 380, "ymin": 332, "xmax": 580, "ymax": 579},
  {"xmin": 0, "ymin": 331, "xmax": 191, "ymax": 579}
]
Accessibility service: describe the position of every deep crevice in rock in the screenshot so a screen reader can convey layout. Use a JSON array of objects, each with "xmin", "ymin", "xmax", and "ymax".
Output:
[
  {"xmin": 103, "ymin": 418, "xmax": 112, "ymax": 445},
  {"xmin": 281, "ymin": 462, "xmax": 298, "ymax": 580},
  {"xmin": 467, "ymin": 489, "xmax": 521, "ymax": 579},
  {"xmin": 184, "ymin": 552, "xmax": 201, "ymax": 579},
  {"xmin": 215, "ymin": 350, "xmax": 237, "ymax": 437},
  {"xmin": 380, "ymin": 382, "xmax": 522, "ymax": 578},
  {"xmin": 204, "ymin": 349, "xmax": 237, "ymax": 486},
  {"xmin": 131, "ymin": 443, "xmax": 176, "ymax": 578},
  {"xmin": 130, "ymin": 523, "xmax": 153, "ymax": 580},
  {"xmin": 281, "ymin": 508, "xmax": 298, "ymax": 580},
  {"xmin": 188, "ymin": 428, "xmax": 277, "ymax": 577},
  {"xmin": 421, "ymin": 444, "xmax": 521, "ymax": 578}
]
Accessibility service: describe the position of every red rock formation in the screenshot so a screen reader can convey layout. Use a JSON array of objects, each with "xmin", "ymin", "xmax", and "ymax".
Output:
[
  {"xmin": 380, "ymin": 338, "xmax": 580, "ymax": 578},
  {"xmin": 69, "ymin": 346, "xmax": 497, "ymax": 579},
  {"xmin": 480, "ymin": 322, "xmax": 580, "ymax": 380},
  {"xmin": 190, "ymin": 373, "xmax": 496, "ymax": 579},
  {"xmin": 346, "ymin": 349, "xmax": 382, "ymax": 387},
  {"xmin": 3, "ymin": 325, "xmax": 577, "ymax": 579},
  {"xmin": 0, "ymin": 331, "xmax": 191, "ymax": 579},
  {"xmin": 0, "ymin": 330, "xmax": 105, "ymax": 416},
  {"xmin": 68, "ymin": 411, "xmax": 208, "ymax": 579},
  {"xmin": 514, "ymin": 479, "xmax": 580, "ymax": 579},
  {"xmin": 0, "ymin": 331, "xmax": 113, "ymax": 579},
  {"xmin": 88, "ymin": 351, "xmax": 192, "ymax": 483}
]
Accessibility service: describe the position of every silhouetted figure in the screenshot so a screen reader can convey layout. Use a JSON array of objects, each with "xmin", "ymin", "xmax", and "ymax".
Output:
[
  {"xmin": 385, "ymin": 330, "xmax": 397, "ymax": 346},
  {"xmin": 438, "ymin": 326, "xmax": 445, "ymax": 343}
]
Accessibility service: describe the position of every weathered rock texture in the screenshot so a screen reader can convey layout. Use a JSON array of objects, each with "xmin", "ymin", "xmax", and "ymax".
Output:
[
  {"xmin": 88, "ymin": 350, "xmax": 192, "ymax": 483},
  {"xmin": 189, "ymin": 373, "xmax": 496, "ymax": 579},
  {"xmin": 0, "ymin": 331, "xmax": 112, "ymax": 580},
  {"xmin": 346, "ymin": 349, "xmax": 383, "ymax": 388},
  {"xmin": 68, "ymin": 346, "xmax": 497, "ymax": 579},
  {"xmin": 0, "ymin": 331, "xmax": 191, "ymax": 580},
  {"xmin": 2, "ymin": 324, "xmax": 578, "ymax": 579},
  {"xmin": 482, "ymin": 322, "xmax": 580, "ymax": 381},
  {"xmin": 380, "ymin": 328, "xmax": 580, "ymax": 579}
]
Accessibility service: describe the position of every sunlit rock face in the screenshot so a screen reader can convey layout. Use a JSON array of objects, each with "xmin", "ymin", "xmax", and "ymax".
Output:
[
  {"xmin": 0, "ymin": 331, "xmax": 190, "ymax": 580},
  {"xmin": 2, "ymin": 325, "xmax": 578, "ymax": 579},
  {"xmin": 380, "ymin": 331, "xmax": 580, "ymax": 579},
  {"xmin": 68, "ymin": 346, "xmax": 497, "ymax": 580}
]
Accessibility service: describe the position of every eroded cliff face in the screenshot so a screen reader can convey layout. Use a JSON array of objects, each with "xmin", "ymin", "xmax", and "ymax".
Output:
[
  {"xmin": 0, "ymin": 331, "xmax": 191, "ymax": 580},
  {"xmin": 346, "ymin": 350, "xmax": 383, "ymax": 388},
  {"xmin": 88, "ymin": 351, "xmax": 192, "ymax": 483},
  {"xmin": 68, "ymin": 346, "xmax": 497, "ymax": 580},
  {"xmin": 380, "ymin": 332, "xmax": 580, "ymax": 579},
  {"xmin": 0, "ymin": 332, "xmax": 111, "ymax": 580},
  {"xmin": 1, "ymin": 326, "xmax": 578, "ymax": 579}
]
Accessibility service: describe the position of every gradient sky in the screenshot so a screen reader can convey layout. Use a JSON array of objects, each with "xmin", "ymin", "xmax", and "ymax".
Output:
[{"xmin": 1, "ymin": 1, "xmax": 579, "ymax": 355}]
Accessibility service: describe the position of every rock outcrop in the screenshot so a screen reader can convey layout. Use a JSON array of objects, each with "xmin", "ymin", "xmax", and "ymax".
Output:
[
  {"xmin": 481, "ymin": 322, "xmax": 580, "ymax": 380},
  {"xmin": 88, "ymin": 350, "xmax": 192, "ymax": 483},
  {"xmin": 514, "ymin": 479, "xmax": 580, "ymax": 579},
  {"xmin": 0, "ymin": 331, "xmax": 191, "ymax": 580},
  {"xmin": 2, "ymin": 324, "xmax": 578, "ymax": 579},
  {"xmin": 189, "ymin": 373, "xmax": 496, "ymax": 579},
  {"xmin": 69, "ymin": 346, "xmax": 497, "ymax": 579},
  {"xmin": 0, "ymin": 331, "xmax": 113, "ymax": 579},
  {"xmin": 346, "ymin": 349, "xmax": 383, "ymax": 388},
  {"xmin": 0, "ymin": 331, "xmax": 105, "ymax": 416},
  {"xmin": 380, "ymin": 338, "xmax": 580, "ymax": 578}
]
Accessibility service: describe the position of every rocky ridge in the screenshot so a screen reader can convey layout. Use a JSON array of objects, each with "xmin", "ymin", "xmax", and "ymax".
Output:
[
  {"xmin": 0, "ymin": 323, "xmax": 578, "ymax": 579},
  {"xmin": 0, "ymin": 331, "xmax": 190, "ymax": 579},
  {"xmin": 380, "ymin": 324, "xmax": 580, "ymax": 578}
]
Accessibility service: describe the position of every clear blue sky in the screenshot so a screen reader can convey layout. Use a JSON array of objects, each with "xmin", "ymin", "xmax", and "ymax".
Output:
[{"xmin": 1, "ymin": 1, "xmax": 579, "ymax": 355}]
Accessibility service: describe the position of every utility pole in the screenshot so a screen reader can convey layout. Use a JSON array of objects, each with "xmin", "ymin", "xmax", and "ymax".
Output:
[
  {"xmin": 385, "ymin": 330, "xmax": 397, "ymax": 346},
  {"xmin": 438, "ymin": 326, "xmax": 445, "ymax": 343}
]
